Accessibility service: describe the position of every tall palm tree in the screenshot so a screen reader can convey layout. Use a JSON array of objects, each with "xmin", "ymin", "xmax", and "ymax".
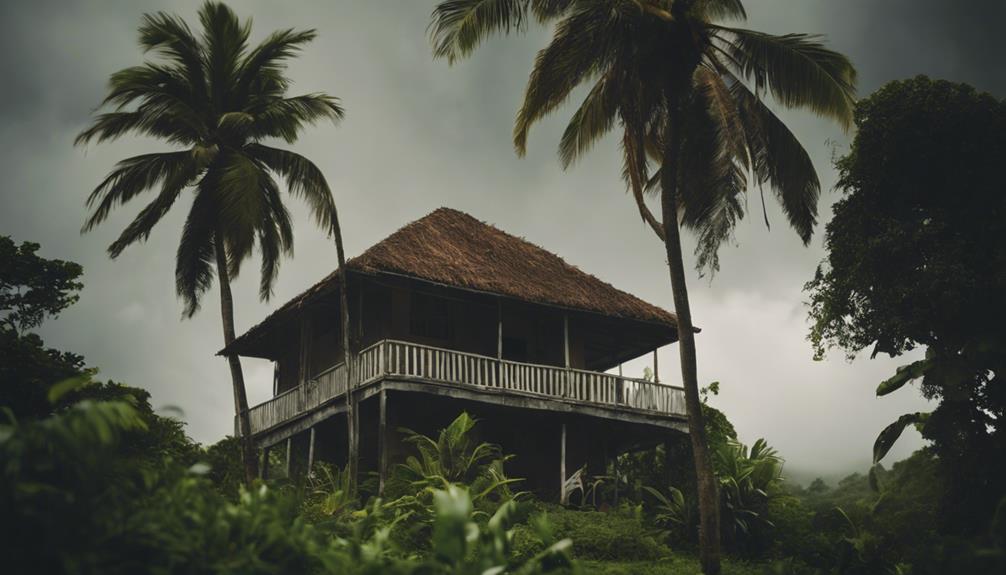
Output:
[
  {"xmin": 76, "ymin": 1, "xmax": 352, "ymax": 485},
  {"xmin": 429, "ymin": 1, "xmax": 855, "ymax": 572}
]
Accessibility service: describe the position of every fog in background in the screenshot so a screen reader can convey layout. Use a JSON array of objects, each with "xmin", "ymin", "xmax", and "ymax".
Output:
[{"xmin": 2, "ymin": 0, "xmax": 1003, "ymax": 482}]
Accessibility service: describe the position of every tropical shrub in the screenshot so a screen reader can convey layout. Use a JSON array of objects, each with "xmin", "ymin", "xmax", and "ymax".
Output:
[
  {"xmin": 389, "ymin": 412, "xmax": 524, "ymax": 516},
  {"xmin": 715, "ymin": 438, "xmax": 785, "ymax": 554},
  {"xmin": 530, "ymin": 503, "xmax": 669, "ymax": 562}
]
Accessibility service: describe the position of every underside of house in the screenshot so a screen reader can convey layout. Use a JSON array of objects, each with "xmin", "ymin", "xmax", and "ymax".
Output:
[{"xmin": 223, "ymin": 208, "xmax": 691, "ymax": 500}]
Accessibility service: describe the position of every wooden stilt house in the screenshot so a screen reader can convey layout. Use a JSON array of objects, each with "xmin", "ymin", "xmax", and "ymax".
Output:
[{"xmin": 222, "ymin": 208, "xmax": 689, "ymax": 499}]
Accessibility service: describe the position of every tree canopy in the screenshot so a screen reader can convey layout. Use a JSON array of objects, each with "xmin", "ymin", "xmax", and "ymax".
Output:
[
  {"xmin": 0, "ymin": 236, "xmax": 83, "ymax": 334},
  {"xmin": 806, "ymin": 76, "xmax": 1006, "ymax": 533}
]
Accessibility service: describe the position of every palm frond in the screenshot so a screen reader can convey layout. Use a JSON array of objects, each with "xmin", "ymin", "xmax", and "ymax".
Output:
[
  {"xmin": 256, "ymin": 174, "xmax": 293, "ymax": 301},
  {"xmin": 515, "ymin": 1, "xmax": 633, "ymax": 154},
  {"xmin": 558, "ymin": 70, "xmax": 621, "ymax": 168},
  {"xmin": 107, "ymin": 157, "xmax": 202, "ymax": 258},
  {"xmin": 83, "ymin": 151, "xmax": 193, "ymax": 232},
  {"xmin": 215, "ymin": 151, "xmax": 267, "ymax": 278},
  {"xmin": 137, "ymin": 10, "xmax": 207, "ymax": 101},
  {"xmin": 245, "ymin": 144, "xmax": 339, "ymax": 236},
  {"xmin": 249, "ymin": 94, "xmax": 344, "ymax": 143},
  {"xmin": 235, "ymin": 28, "xmax": 317, "ymax": 104},
  {"xmin": 199, "ymin": 1, "xmax": 251, "ymax": 111},
  {"xmin": 530, "ymin": 0, "xmax": 575, "ymax": 21},
  {"xmin": 430, "ymin": 0, "xmax": 532, "ymax": 63},
  {"xmin": 716, "ymin": 26, "xmax": 857, "ymax": 129},
  {"xmin": 678, "ymin": 90, "xmax": 747, "ymax": 274},
  {"xmin": 75, "ymin": 107, "xmax": 201, "ymax": 147},
  {"xmin": 175, "ymin": 182, "xmax": 218, "ymax": 317},
  {"xmin": 692, "ymin": 0, "xmax": 747, "ymax": 21},
  {"xmin": 695, "ymin": 66, "xmax": 748, "ymax": 169},
  {"xmin": 733, "ymin": 80, "xmax": 820, "ymax": 243}
]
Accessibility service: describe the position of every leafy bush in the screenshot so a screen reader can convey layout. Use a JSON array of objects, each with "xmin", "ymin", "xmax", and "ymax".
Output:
[
  {"xmin": 1, "ymin": 391, "xmax": 579, "ymax": 575},
  {"xmin": 527, "ymin": 504, "xmax": 668, "ymax": 562}
]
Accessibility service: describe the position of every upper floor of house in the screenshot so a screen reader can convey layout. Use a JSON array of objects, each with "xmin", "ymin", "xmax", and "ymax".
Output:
[{"xmin": 223, "ymin": 208, "xmax": 689, "ymax": 436}]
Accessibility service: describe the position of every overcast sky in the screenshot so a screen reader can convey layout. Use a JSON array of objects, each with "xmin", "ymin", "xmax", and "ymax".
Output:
[{"xmin": 2, "ymin": 0, "xmax": 1003, "ymax": 480}]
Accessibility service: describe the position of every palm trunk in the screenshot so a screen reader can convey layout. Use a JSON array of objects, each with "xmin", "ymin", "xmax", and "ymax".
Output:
[
  {"xmin": 214, "ymin": 231, "xmax": 259, "ymax": 484},
  {"xmin": 661, "ymin": 103, "xmax": 721, "ymax": 575},
  {"xmin": 331, "ymin": 205, "xmax": 356, "ymax": 491}
]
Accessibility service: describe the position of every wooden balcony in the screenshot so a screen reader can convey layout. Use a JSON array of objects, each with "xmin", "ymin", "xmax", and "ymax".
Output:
[{"xmin": 242, "ymin": 339, "xmax": 687, "ymax": 436}]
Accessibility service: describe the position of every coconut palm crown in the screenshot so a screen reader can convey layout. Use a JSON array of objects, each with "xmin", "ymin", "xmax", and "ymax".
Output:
[
  {"xmin": 77, "ymin": 1, "xmax": 345, "ymax": 316},
  {"xmin": 431, "ymin": 0, "xmax": 855, "ymax": 271}
]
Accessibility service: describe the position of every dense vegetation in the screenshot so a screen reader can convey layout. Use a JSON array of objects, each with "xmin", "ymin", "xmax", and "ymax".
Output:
[{"xmin": 2, "ymin": 234, "xmax": 1002, "ymax": 573}]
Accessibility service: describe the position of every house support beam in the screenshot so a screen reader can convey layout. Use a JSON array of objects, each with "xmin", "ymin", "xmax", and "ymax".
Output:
[
  {"xmin": 652, "ymin": 349, "xmax": 659, "ymax": 383},
  {"xmin": 379, "ymin": 389, "xmax": 388, "ymax": 494},
  {"xmin": 307, "ymin": 427, "xmax": 316, "ymax": 475},
  {"xmin": 285, "ymin": 436, "xmax": 292, "ymax": 478},
  {"xmin": 563, "ymin": 314, "xmax": 570, "ymax": 368},
  {"xmin": 559, "ymin": 421, "xmax": 567, "ymax": 503}
]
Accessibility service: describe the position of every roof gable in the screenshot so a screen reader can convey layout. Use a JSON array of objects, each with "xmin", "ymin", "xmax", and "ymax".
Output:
[{"xmin": 352, "ymin": 208, "xmax": 675, "ymax": 325}]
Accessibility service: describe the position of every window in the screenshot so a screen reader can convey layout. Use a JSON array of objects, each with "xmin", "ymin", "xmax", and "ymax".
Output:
[{"xmin": 410, "ymin": 292, "xmax": 451, "ymax": 340}]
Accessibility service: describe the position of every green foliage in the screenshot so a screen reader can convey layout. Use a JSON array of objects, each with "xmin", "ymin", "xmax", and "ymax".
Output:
[
  {"xmin": 642, "ymin": 485, "xmax": 692, "ymax": 533},
  {"xmin": 2, "ymin": 390, "xmax": 581, "ymax": 574},
  {"xmin": 304, "ymin": 462, "xmax": 357, "ymax": 526},
  {"xmin": 424, "ymin": 485, "xmax": 576, "ymax": 574},
  {"xmin": 390, "ymin": 412, "xmax": 524, "ymax": 515},
  {"xmin": 0, "ymin": 236, "xmax": 83, "ymax": 333},
  {"xmin": 714, "ymin": 438, "xmax": 785, "ymax": 552},
  {"xmin": 806, "ymin": 76, "xmax": 1006, "ymax": 535},
  {"xmin": 525, "ymin": 503, "xmax": 668, "ymax": 562},
  {"xmin": 0, "ymin": 237, "xmax": 87, "ymax": 418},
  {"xmin": 201, "ymin": 435, "xmax": 245, "ymax": 498}
]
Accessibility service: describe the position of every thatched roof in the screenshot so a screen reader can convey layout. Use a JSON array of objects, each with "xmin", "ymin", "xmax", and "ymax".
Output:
[{"xmin": 225, "ymin": 208, "xmax": 677, "ymax": 354}]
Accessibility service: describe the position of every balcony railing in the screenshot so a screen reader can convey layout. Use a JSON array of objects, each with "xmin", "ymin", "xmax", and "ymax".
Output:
[{"xmin": 242, "ymin": 339, "xmax": 686, "ymax": 435}]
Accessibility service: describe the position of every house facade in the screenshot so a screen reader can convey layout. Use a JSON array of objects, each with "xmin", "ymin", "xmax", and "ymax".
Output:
[{"xmin": 223, "ymin": 208, "xmax": 689, "ymax": 499}]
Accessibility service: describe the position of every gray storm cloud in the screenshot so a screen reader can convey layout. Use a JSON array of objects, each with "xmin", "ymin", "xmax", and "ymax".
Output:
[{"xmin": 1, "ymin": 0, "xmax": 1002, "ymax": 480}]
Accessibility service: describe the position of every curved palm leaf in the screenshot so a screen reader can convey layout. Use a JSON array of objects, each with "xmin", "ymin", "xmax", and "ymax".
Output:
[{"xmin": 716, "ymin": 26, "xmax": 856, "ymax": 129}]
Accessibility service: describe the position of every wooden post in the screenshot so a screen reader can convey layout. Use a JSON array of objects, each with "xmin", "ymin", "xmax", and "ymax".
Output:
[
  {"xmin": 285, "ymin": 437, "xmax": 292, "ymax": 478},
  {"xmin": 378, "ymin": 389, "xmax": 388, "ymax": 494},
  {"xmin": 563, "ymin": 314, "xmax": 570, "ymax": 368},
  {"xmin": 653, "ymin": 349, "xmax": 659, "ymax": 383},
  {"xmin": 298, "ymin": 314, "xmax": 309, "ymax": 386},
  {"xmin": 272, "ymin": 362, "xmax": 279, "ymax": 397},
  {"xmin": 350, "ymin": 408, "xmax": 358, "ymax": 480},
  {"xmin": 560, "ymin": 422, "xmax": 567, "ymax": 503},
  {"xmin": 307, "ymin": 427, "xmax": 316, "ymax": 475},
  {"xmin": 617, "ymin": 362, "xmax": 624, "ymax": 404},
  {"xmin": 563, "ymin": 314, "xmax": 571, "ymax": 398}
]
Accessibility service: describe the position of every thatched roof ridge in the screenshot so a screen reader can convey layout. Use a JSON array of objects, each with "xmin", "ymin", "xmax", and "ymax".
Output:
[{"xmin": 226, "ymin": 208, "xmax": 676, "ymax": 353}]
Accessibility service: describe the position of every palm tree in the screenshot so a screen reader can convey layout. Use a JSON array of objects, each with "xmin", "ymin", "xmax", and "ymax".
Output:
[
  {"xmin": 429, "ymin": 1, "xmax": 855, "ymax": 572},
  {"xmin": 76, "ymin": 1, "xmax": 352, "ymax": 485}
]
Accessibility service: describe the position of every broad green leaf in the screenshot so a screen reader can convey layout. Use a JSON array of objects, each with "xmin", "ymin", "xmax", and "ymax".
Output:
[{"xmin": 873, "ymin": 412, "xmax": 930, "ymax": 464}]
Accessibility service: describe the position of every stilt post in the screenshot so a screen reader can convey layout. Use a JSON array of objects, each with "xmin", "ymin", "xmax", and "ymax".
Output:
[
  {"xmin": 307, "ymin": 427, "xmax": 316, "ymax": 476},
  {"xmin": 379, "ymin": 389, "xmax": 388, "ymax": 494},
  {"xmin": 285, "ymin": 437, "xmax": 292, "ymax": 478},
  {"xmin": 653, "ymin": 349, "xmax": 659, "ymax": 383},
  {"xmin": 560, "ymin": 422, "xmax": 567, "ymax": 503}
]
